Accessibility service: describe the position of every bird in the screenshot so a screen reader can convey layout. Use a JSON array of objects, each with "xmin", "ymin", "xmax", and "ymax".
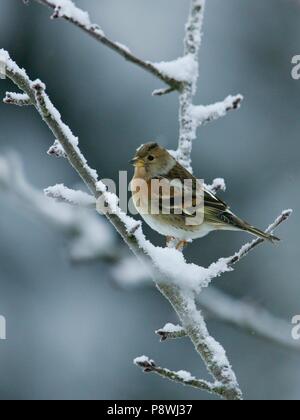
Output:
[{"xmin": 130, "ymin": 142, "xmax": 279, "ymax": 250}]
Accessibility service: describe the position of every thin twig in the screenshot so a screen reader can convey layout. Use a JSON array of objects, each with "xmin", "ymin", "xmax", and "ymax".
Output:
[{"xmin": 155, "ymin": 323, "xmax": 187, "ymax": 341}]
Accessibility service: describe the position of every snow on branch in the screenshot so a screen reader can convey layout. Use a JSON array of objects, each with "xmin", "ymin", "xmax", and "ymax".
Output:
[
  {"xmin": 45, "ymin": 184, "xmax": 96, "ymax": 208},
  {"xmin": 30, "ymin": 0, "xmax": 182, "ymax": 93},
  {"xmin": 155, "ymin": 323, "xmax": 187, "ymax": 341},
  {"xmin": 226, "ymin": 210, "xmax": 292, "ymax": 267},
  {"xmin": 113, "ymin": 252, "xmax": 299, "ymax": 353},
  {"xmin": 190, "ymin": 94, "xmax": 243, "ymax": 127},
  {"xmin": 134, "ymin": 356, "xmax": 226, "ymax": 398},
  {"xmin": 176, "ymin": 1, "xmax": 242, "ymax": 172},
  {"xmin": 206, "ymin": 178, "xmax": 227, "ymax": 194},
  {"xmin": 4, "ymin": 92, "xmax": 31, "ymax": 106},
  {"xmin": 47, "ymin": 139, "xmax": 67, "ymax": 158}
]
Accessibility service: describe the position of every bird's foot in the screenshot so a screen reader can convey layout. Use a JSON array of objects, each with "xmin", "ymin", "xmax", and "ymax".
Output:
[
  {"xmin": 175, "ymin": 240, "xmax": 188, "ymax": 252},
  {"xmin": 166, "ymin": 236, "xmax": 177, "ymax": 248}
]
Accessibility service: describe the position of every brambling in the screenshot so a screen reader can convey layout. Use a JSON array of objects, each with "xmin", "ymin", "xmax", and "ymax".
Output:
[{"xmin": 130, "ymin": 142, "xmax": 279, "ymax": 249}]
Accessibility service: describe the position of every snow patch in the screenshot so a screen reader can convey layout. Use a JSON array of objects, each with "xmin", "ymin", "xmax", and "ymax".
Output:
[{"xmin": 152, "ymin": 54, "xmax": 198, "ymax": 86}]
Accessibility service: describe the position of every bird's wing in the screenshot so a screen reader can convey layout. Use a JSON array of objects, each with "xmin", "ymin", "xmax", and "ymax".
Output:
[{"xmin": 155, "ymin": 162, "xmax": 237, "ymax": 226}]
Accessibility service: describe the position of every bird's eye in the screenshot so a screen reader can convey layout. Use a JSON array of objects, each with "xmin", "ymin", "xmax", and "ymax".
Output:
[{"xmin": 147, "ymin": 155, "xmax": 155, "ymax": 161}]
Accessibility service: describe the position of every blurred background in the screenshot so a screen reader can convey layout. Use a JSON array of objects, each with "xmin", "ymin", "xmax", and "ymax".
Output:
[{"xmin": 0, "ymin": 0, "xmax": 299, "ymax": 400}]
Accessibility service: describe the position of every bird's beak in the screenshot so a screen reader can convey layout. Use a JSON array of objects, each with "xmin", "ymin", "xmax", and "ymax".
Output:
[{"xmin": 130, "ymin": 157, "xmax": 144, "ymax": 167}]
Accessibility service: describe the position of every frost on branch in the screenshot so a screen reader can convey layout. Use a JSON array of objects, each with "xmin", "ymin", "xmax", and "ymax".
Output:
[
  {"xmin": 206, "ymin": 178, "xmax": 227, "ymax": 194},
  {"xmin": 155, "ymin": 323, "xmax": 187, "ymax": 341},
  {"xmin": 152, "ymin": 55, "xmax": 198, "ymax": 90},
  {"xmin": 47, "ymin": 140, "xmax": 67, "ymax": 158},
  {"xmin": 4, "ymin": 92, "xmax": 31, "ymax": 106},
  {"xmin": 31, "ymin": 0, "xmax": 182, "ymax": 93},
  {"xmin": 190, "ymin": 94, "xmax": 243, "ymax": 127},
  {"xmin": 133, "ymin": 356, "xmax": 217, "ymax": 394}
]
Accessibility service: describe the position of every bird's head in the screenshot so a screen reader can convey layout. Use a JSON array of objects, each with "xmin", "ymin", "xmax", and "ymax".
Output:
[{"xmin": 131, "ymin": 142, "xmax": 175, "ymax": 178}]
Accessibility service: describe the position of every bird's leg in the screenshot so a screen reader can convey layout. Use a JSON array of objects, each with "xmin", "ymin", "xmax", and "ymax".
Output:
[
  {"xmin": 166, "ymin": 236, "xmax": 176, "ymax": 248},
  {"xmin": 176, "ymin": 240, "xmax": 188, "ymax": 252}
]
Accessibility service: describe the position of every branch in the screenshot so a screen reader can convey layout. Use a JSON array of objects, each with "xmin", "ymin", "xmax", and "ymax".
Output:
[
  {"xmin": 156, "ymin": 286, "xmax": 300, "ymax": 352},
  {"xmin": 156, "ymin": 285, "xmax": 243, "ymax": 400},
  {"xmin": 4, "ymin": 92, "xmax": 31, "ymax": 106},
  {"xmin": 114, "ymin": 258, "xmax": 300, "ymax": 352},
  {"xmin": 177, "ymin": 0, "xmax": 205, "ymax": 172},
  {"xmin": 206, "ymin": 178, "xmax": 227, "ymax": 194},
  {"xmin": 44, "ymin": 184, "xmax": 96, "ymax": 208},
  {"xmin": 47, "ymin": 139, "xmax": 67, "ymax": 158},
  {"xmin": 134, "ymin": 356, "xmax": 226, "ymax": 398},
  {"xmin": 190, "ymin": 94, "xmax": 243, "ymax": 127},
  {"xmin": 30, "ymin": 0, "xmax": 182, "ymax": 92},
  {"xmin": 226, "ymin": 209, "xmax": 293, "ymax": 267},
  {"xmin": 155, "ymin": 323, "xmax": 187, "ymax": 341},
  {"xmin": 176, "ymin": 1, "xmax": 242, "ymax": 172}
]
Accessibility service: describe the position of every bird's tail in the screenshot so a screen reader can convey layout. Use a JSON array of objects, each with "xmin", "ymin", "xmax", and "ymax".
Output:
[
  {"xmin": 242, "ymin": 224, "xmax": 280, "ymax": 243},
  {"xmin": 222, "ymin": 211, "xmax": 280, "ymax": 242}
]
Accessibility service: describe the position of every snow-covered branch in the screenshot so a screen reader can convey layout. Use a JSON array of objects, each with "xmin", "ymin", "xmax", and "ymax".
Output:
[
  {"xmin": 155, "ymin": 323, "xmax": 187, "ymax": 341},
  {"xmin": 155, "ymin": 286, "xmax": 300, "ymax": 352},
  {"xmin": 206, "ymin": 178, "xmax": 227, "ymax": 194},
  {"xmin": 45, "ymin": 184, "xmax": 96, "ymax": 208},
  {"xmin": 30, "ymin": 0, "xmax": 182, "ymax": 93},
  {"xmin": 190, "ymin": 94, "xmax": 243, "ymax": 127},
  {"xmin": 226, "ymin": 210, "xmax": 292, "ymax": 267},
  {"xmin": 134, "ymin": 356, "xmax": 226, "ymax": 398},
  {"xmin": 176, "ymin": 1, "xmax": 242, "ymax": 172},
  {"xmin": 4, "ymin": 91, "xmax": 31, "ymax": 106}
]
